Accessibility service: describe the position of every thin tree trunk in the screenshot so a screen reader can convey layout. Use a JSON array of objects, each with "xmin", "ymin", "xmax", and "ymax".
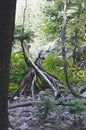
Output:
[{"xmin": 61, "ymin": 0, "xmax": 80, "ymax": 98}]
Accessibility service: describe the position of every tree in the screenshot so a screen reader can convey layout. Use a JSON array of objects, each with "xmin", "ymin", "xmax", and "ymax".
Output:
[
  {"xmin": 43, "ymin": 0, "xmax": 86, "ymax": 46},
  {"xmin": 0, "ymin": 0, "xmax": 16, "ymax": 129}
]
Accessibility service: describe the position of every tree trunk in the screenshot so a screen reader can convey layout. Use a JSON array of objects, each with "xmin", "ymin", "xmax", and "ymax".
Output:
[{"xmin": 0, "ymin": 0, "xmax": 16, "ymax": 129}]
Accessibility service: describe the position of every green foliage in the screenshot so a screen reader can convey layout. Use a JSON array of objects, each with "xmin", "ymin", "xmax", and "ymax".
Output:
[
  {"xmin": 43, "ymin": 54, "xmax": 86, "ymax": 87},
  {"xmin": 68, "ymin": 65, "xmax": 86, "ymax": 85},
  {"xmin": 43, "ymin": 54, "xmax": 65, "ymax": 85},
  {"xmin": 9, "ymin": 83, "xmax": 18, "ymax": 93},
  {"xmin": 67, "ymin": 99, "xmax": 86, "ymax": 115},
  {"xmin": 34, "ymin": 89, "xmax": 57, "ymax": 119},
  {"xmin": 43, "ymin": 0, "xmax": 63, "ymax": 40},
  {"xmin": 42, "ymin": 0, "xmax": 86, "ymax": 56},
  {"xmin": 14, "ymin": 25, "xmax": 34, "ymax": 42},
  {"xmin": 9, "ymin": 53, "xmax": 28, "ymax": 92}
]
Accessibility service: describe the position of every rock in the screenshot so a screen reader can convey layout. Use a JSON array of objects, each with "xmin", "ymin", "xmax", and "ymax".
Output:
[
  {"xmin": 19, "ymin": 95, "xmax": 28, "ymax": 101},
  {"xmin": 65, "ymin": 94, "xmax": 75, "ymax": 100},
  {"xmin": 81, "ymin": 112, "xmax": 86, "ymax": 121},
  {"xmin": 30, "ymin": 39, "xmax": 58, "ymax": 58},
  {"xmin": 9, "ymin": 116, "xmax": 16, "ymax": 124},
  {"xmin": 81, "ymin": 91, "xmax": 86, "ymax": 97},
  {"xmin": 8, "ymin": 128, "xmax": 13, "ymax": 130},
  {"xmin": 18, "ymin": 124, "xmax": 29, "ymax": 130},
  {"xmin": 13, "ymin": 96, "xmax": 19, "ymax": 100},
  {"xmin": 81, "ymin": 122, "xmax": 86, "ymax": 130},
  {"xmin": 81, "ymin": 60, "xmax": 86, "ymax": 70},
  {"xmin": 61, "ymin": 112, "xmax": 73, "ymax": 125},
  {"xmin": 56, "ymin": 121, "xmax": 70, "ymax": 130},
  {"xmin": 27, "ymin": 96, "xmax": 32, "ymax": 100},
  {"xmin": 44, "ymin": 123, "xmax": 53, "ymax": 127},
  {"xmin": 39, "ymin": 125, "xmax": 44, "ymax": 129},
  {"xmin": 32, "ymin": 116, "xmax": 39, "ymax": 124},
  {"xmin": 17, "ymin": 117, "xmax": 29, "ymax": 125},
  {"xmin": 8, "ymin": 90, "xmax": 86, "ymax": 130}
]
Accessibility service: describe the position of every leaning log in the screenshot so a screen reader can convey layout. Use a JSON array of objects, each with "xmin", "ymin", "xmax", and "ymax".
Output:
[
  {"xmin": 21, "ymin": 43, "xmax": 63, "ymax": 98},
  {"xmin": 9, "ymin": 43, "xmax": 63, "ymax": 100},
  {"xmin": 27, "ymin": 57, "xmax": 58, "ymax": 96}
]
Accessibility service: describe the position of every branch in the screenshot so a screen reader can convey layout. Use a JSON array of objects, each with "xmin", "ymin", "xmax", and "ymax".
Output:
[
  {"xmin": 21, "ymin": 43, "xmax": 59, "ymax": 98},
  {"xmin": 8, "ymin": 101, "xmax": 41, "ymax": 109},
  {"xmin": 8, "ymin": 100, "xmax": 68, "ymax": 109}
]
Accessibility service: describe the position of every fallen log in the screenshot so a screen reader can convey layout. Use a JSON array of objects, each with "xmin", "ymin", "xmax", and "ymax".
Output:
[
  {"xmin": 8, "ymin": 100, "xmax": 68, "ymax": 109},
  {"xmin": 8, "ymin": 100, "xmax": 41, "ymax": 109}
]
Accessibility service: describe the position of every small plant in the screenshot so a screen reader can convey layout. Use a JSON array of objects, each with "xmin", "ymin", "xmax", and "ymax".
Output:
[
  {"xmin": 9, "ymin": 53, "xmax": 28, "ymax": 92},
  {"xmin": 67, "ymin": 99, "xmax": 86, "ymax": 115},
  {"xmin": 67, "ymin": 99, "xmax": 85, "ymax": 129},
  {"xmin": 9, "ymin": 83, "xmax": 18, "ymax": 93},
  {"xmin": 34, "ymin": 89, "xmax": 57, "ymax": 121}
]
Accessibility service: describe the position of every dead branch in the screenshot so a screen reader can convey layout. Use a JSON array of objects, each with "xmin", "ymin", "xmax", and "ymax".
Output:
[
  {"xmin": 8, "ymin": 101, "xmax": 41, "ymax": 109},
  {"xmin": 8, "ymin": 69, "xmax": 36, "ymax": 100},
  {"xmin": 8, "ymin": 100, "xmax": 68, "ymax": 109},
  {"xmin": 9, "ymin": 43, "xmax": 63, "ymax": 100}
]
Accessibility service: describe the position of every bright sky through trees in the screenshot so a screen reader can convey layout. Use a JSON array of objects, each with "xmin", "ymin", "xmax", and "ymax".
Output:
[{"xmin": 15, "ymin": 0, "xmax": 48, "ymax": 45}]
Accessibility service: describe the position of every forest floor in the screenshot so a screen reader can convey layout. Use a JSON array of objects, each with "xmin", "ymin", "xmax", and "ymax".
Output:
[{"xmin": 8, "ymin": 90, "xmax": 86, "ymax": 130}]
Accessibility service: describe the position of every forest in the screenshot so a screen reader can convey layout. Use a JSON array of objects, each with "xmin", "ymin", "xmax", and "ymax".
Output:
[{"xmin": 0, "ymin": 0, "xmax": 86, "ymax": 130}]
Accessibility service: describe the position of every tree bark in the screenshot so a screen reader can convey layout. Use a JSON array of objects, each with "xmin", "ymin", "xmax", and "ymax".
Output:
[{"xmin": 0, "ymin": 0, "xmax": 16, "ymax": 129}]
